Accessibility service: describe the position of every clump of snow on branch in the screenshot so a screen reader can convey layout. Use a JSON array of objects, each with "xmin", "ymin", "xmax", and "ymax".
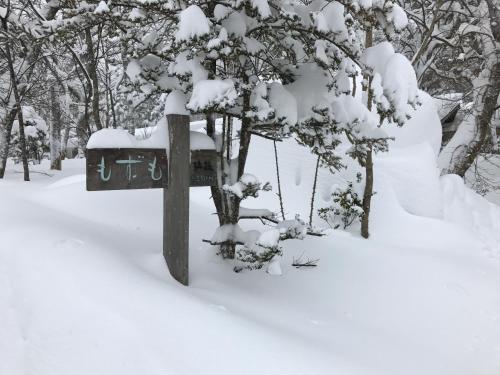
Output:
[
  {"xmin": 361, "ymin": 42, "xmax": 419, "ymax": 125},
  {"xmin": 186, "ymin": 79, "xmax": 237, "ymax": 111},
  {"xmin": 175, "ymin": 5, "xmax": 211, "ymax": 42},
  {"xmin": 223, "ymin": 173, "xmax": 271, "ymax": 199},
  {"xmin": 94, "ymin": 1, "xmax": 109, "ymax": 14}
]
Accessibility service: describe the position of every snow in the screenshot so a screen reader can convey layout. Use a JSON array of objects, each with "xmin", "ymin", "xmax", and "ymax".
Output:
[
  {"xmin": 1, "ymin": 113, "xmax": 500, "ymax": 375},
  {"xmin": 388, "ymin": 4, "xmax": 408, "ymax": 31},
  {"xmin": 438, "ymin": 113, "xmax": 475, "ymax": 172},
  {"xmin": 187, "ymin": 79, "xmax": 238, "ymax": 111},
  {"xmin": 361, "ymin": 42, "xmax": 419, "ymax": 124},
  {"xmin": 214, "ymin": 4, "xmax": 231, "ymax": 20},
  {"xmin": 221, "ymin": 11, "xmax": 246, "ymax": 37},
  {"xmin": 86, "ymin": 128, "xmax": 136, "ymax": 149},
  {"xmin": 266, "ymin": 257, "xmax": 282, "ymax": 275},
  {"xmin": 87, "ymin": 121, "xmax": 214, "ymax": 151},
  {"xmin": 24, "ymin": 125, "xmax": 38, "ymax": 137},
  {"xmin": 210, "ymin": 224, "xmax": 259, "ymax": 246},
  {"xmin": 125, "ymin": 60, "xmax": 141, "ymax": 81},
  {"xmin": 384, "ymin": 91, "xmax": 442, "ymax": 156},
  {"xmin": 94, "ymin": 0, "xmax": 109, "ymax": 14},
  {"xmin": 376, "ymin": 143, "xmax": 443, "ymax": 218},
  {"xmin": 383, "ymin": 53, "xmax": 419, "ymax": 120},
  {"xmin": 190, "ymin": 131, "xmax": 215, "ymax": 150},
  {"xmin": 257, "ymin": 229, "xmax": 281, "ymax": 248},
  {"xmin": 250, "ymin": 0, "xmax": 271, "ymax": 18},
  {"xmin": 286, "ymin": 64, "xmax": 332, "ymax": 123},
  {"xmin": 128, "ymin": 8, "xmax": 145, "ymax": 20},
  {"xmin": 12, "ymin": 106, "xmax": 48, "ymax": 134},
  {"xmin": 164, "ymin": 90, "xmax": 189, "ymax": 115},
  {"xmin": 239, "ymin": 207, "xmax": 273, "ymax": 218},
  {"xmin": 268, "ymin": 83, "xmax": 297, "ymax": 125},
  {"xmin": 361, "ymin": 42, "xmax": 395, "ymax": 77},
  {"xmin": 175, "ymin": 5, "xmax": 211, "ymax": 42},
  {"xmin": 314, "ymin": 1, "xmax": 348, "ymax": 41},
  {"xmin": 223, "ymin": 173, "xmax": 257, "ymax": 198}
]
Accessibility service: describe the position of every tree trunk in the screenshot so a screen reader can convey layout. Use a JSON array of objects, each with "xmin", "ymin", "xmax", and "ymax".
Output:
[
  {"xmin": 309, "ymin": 155, "xmax": 321, "ymax": 227},
  {"xmin": 448, "ymin": 3, "xmax": 500, "ymax": 176},
  {"xmin": 85, "ymin": 29, "xmax": 103, "ymax": 131},
  {"xmin": 274, "ymin": 140, "xmax": 285, "ymax": 220},
  {"xmin": 0, "ymin": 108, "xmax": 18, "ymax": 178},
  {"xmin": 50, "ymin": 86, "xmax": 63, "ymax": 170},
  {"xmin": 4, "ymin": 40, "xmax": 29, "ymax": 181},
  {"xmin": 361, "ymin": 149, "xmax": 373, "ymax": 239},
  {"xmin": 361, "ymin": 25, "xmax": 373, "ymax": 239}
]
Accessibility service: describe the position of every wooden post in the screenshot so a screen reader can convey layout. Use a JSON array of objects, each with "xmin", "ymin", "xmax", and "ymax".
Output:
[{"xmin": 164, "ymin": 114, "xmax": 190, "ymax": 285}]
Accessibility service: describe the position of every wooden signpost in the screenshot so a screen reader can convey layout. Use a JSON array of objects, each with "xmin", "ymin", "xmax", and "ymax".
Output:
[{"xmin": 86, "ymin": 114, "xmax": 216, "ymax": 286}]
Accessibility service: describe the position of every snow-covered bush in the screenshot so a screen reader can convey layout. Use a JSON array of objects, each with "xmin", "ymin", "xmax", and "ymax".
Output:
[
  {"xmin": 233, "ymin": 216, "xmax": 307, "ymax": 272},
  {"xmin": 10, "ymin": 116, "xmax": 49, "ymax": 165},
  {"xmin": 318, "ymin": 182, "xmax": 364, "ymax": 230}
]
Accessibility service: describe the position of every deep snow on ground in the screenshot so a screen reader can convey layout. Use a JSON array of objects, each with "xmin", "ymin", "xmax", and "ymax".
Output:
[{"xmin": 1, "ymin": 127, "xmax": 500, "ymax": 374}]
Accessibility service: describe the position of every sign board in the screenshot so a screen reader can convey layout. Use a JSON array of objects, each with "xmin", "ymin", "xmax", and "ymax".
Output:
[
  {"xmin": 87, "ymin": 148, "xmax": 217, "ymax": 191},
  {"xmin": 190, "ymin": 150, "xmax": 217, "ymax": 186},
  {"xmin": 87, "ymin": 148, "xmax": 168, "ymax": 191}
]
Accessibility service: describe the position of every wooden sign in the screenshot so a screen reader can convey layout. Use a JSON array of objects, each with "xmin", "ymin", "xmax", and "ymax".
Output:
[
  {"xmin": 86, "ymin": 148, "xmax": 168, "ymax": 191},
  {"xmin": 191, "ymin": 150, "xmax": 217, "ymax": 186},
  {"xmin": 86, "ymin": 115, "xmax": 217, "ymax": 286},
  {"xmin": 87, "ymin": 149, "xmax": 217, "ymax": 191}
]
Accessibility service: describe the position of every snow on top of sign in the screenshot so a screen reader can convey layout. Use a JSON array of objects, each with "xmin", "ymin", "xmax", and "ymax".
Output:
[
  {"xmin": 86, "ymin": 128, "xmax": 136, "ymax": 149},
  {"xmin": 190, "ymin": 131, "xmax": 215, "ymax": 150},
  {"xmin": 87, "ymin": 120, "xmax": 215, "ymax": 150}
]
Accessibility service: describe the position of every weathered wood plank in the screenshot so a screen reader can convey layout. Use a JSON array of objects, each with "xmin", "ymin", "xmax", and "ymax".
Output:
[
  {"xmin": 86, "ymin": 148, "xmax": 168, "ymax": 191},
  {"xmin": 164, "ymin": 114, "xmax": 190, "ymax": 286}
]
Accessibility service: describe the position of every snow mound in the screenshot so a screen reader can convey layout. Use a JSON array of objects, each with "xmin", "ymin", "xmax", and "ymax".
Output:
[
  {"xmin": 383, "ymin": 91, "xmax": 442, "ymax": 156},
  {"xmin": 441, "ymin": 174, "xmax": 500, "ymax": 253},
  {"xmin": 376, "ymin": 143, "xmax": 442, "ymax": 219}
]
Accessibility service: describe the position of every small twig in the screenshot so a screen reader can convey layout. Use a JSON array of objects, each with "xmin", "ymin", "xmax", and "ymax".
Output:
[
  {"xmin": 292, "ymin": 254, "xmax": 319, "ymax": 268},
  {"xmin": 261, "ymin": 216, "xmax": 326, "ymax": 237},
  {"xmin": 248, "ymin": 130, "xmax": 283, "ymax": 141},
  {"xmin": 14, "ymin": 170, "xmax": 54, "ymax": 177},
  {"xmin": 202, "ymin": 239, "xmax": 245, "ymax": 246}
]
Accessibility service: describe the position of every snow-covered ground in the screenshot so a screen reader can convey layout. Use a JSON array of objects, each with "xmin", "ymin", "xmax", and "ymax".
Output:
[{"xmin": 1, "ymin": 127, "xmax": 500, "ymax": 375}]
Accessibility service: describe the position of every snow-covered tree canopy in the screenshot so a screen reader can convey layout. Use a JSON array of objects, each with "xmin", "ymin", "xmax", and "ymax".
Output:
[{"xmin": 27, "ymin": 0, "xmax": 416, "ymax": 143}]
